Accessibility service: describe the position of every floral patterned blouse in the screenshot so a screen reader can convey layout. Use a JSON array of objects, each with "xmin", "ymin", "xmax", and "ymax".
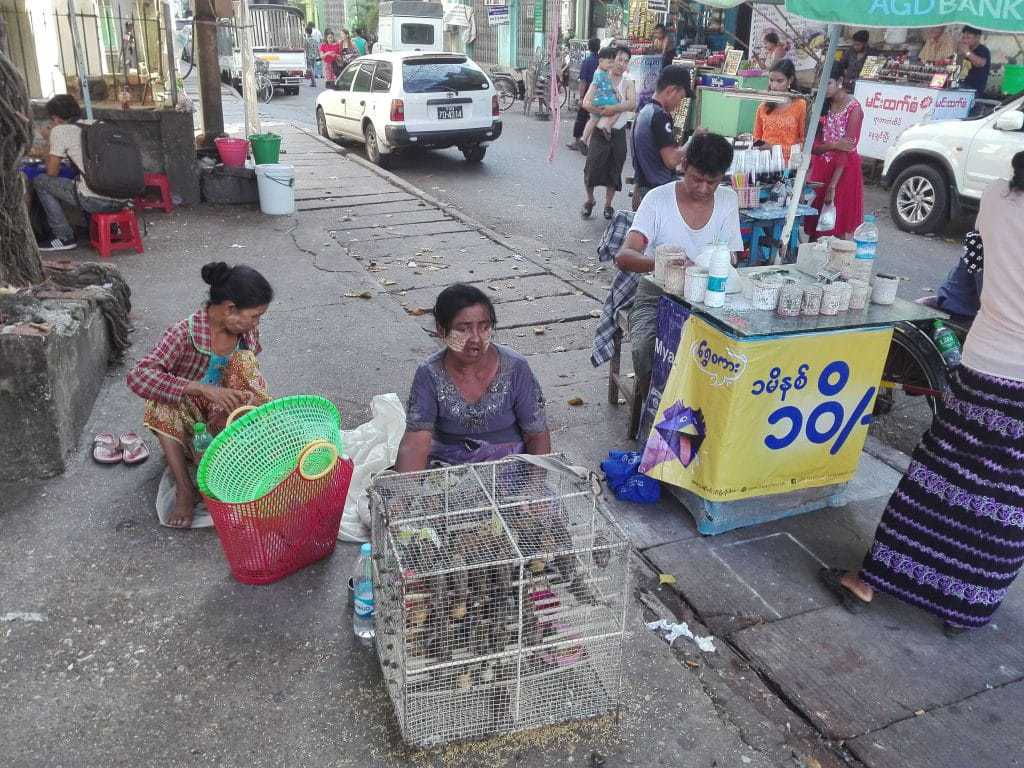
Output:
[{"xmin": 406, "ymin": 345, "xmax": 548, "ymax": 446}]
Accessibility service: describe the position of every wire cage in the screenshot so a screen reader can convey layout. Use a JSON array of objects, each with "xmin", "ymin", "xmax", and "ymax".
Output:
[{"xmin": 369, "ymin": 456, "xmax": 631, "ymax": 748}]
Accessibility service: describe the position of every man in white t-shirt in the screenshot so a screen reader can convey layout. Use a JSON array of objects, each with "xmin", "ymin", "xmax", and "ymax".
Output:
[
  {"xmin": 614, "ymin": 132, "xmax": 743, "ymax": 385},
  {"xmin": 32, "ymin": 95, "xmax": 126, "ymax": 251}
]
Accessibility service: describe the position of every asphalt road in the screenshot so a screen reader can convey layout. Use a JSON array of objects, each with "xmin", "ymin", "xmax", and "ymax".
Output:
[{"xmin": 263, "ymin": 81, "xmax": 965, "ymax": 455}]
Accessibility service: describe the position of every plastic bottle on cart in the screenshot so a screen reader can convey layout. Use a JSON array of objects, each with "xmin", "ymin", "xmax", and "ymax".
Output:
[
  {"xmin": 703, "ymin": 244, "xmax": 730, "ymax": 308},
  {"xmin": 192, "ymin": 422, "xmax": 212, "ymax": 458},
  {"xmin": 353, "ymin": 542, "xmax": 376, "ymax": 643},
  {"xmin": 852, "ymin": 215, "xmax": 879, "ymax": 282},
  {"xmin": 932, "ymin": 320, "xmax": 962, "ymax": 368}
]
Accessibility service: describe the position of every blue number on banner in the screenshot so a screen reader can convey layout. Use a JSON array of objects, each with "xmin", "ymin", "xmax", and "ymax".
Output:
[{"xmin": 763, "ymin": 359, "xmax": 876, "ymax": 454}]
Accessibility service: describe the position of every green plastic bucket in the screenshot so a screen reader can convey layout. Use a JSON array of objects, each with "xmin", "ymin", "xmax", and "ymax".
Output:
[
  {"xmin": 248, "ymin": 132, "xmax": 281, "ymax": 165},
  {"xmin": 1003, "ymin": 65, "xmax": 1024, "ymax": 96}
]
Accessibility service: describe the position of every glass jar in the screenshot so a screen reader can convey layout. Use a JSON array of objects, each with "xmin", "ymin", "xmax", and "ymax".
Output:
[
  {"xmin": 776, "ymin": 282, "xmax": 803, "ymax": 317},
  {"xmin": 821, "ymin": 283, "xmax": 843, "ymax": 315}
]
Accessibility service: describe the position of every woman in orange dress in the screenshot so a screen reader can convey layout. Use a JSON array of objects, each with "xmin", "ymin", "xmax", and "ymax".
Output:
[{"xmin": 752, "ymin": 59, "xmax": 806, "ymax": 164}]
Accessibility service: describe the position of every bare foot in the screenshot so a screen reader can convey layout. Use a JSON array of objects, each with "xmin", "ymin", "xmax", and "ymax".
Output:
[
  {"xmin": 167, "ymin": 489, "xmax": 195, "ymax": 529},
  {"xmin": 840, "ymin": 572, "xmax": 874, "ymax": 602}
]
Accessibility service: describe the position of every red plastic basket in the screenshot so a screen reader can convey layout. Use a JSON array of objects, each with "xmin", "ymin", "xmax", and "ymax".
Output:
[{"xmin": 203, "ymin": 440, "xmax": 354, "ymax": 585}]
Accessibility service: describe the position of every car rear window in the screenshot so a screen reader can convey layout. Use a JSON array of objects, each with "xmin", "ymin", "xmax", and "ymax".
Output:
[
  {"xmin": 401, "ymin": 58, "xmax": 489, "ymax": 93},
  {"xmin": 401, "ymin": 24, "xmax": 435, "ymax": 46}
]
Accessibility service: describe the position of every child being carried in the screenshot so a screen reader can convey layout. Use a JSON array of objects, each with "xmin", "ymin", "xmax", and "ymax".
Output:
[{"xmin": 582, "ymin": 49, "xmax": 620, "ymax": 144}]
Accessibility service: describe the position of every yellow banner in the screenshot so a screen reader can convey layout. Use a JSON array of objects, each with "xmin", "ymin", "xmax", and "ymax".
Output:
[{"xmin": 639, "ymin": 316, "xmax": 893, "ymax": 501}]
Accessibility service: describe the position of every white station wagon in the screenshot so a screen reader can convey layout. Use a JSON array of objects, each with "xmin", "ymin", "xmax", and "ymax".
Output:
[{"xmin": 314, "ymin": 51, "xmax": 502, "ymax": 167}]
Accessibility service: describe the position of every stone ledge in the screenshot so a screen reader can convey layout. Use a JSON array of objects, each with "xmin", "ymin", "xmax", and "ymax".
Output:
[{"xmin": 0, "ymin": 299, "xmax": 111, "ymax": 481}]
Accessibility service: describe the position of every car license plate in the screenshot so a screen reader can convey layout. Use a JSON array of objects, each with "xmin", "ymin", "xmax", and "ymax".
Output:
[{"xmin": 437, "ymin": 105, "xmax": 463, "ymax": 120}]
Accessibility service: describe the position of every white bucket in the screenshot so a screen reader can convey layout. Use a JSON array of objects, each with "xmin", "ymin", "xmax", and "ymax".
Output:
[{"xmin": 254, "ymin": 163, "xmax": 295, "ymax": 215}]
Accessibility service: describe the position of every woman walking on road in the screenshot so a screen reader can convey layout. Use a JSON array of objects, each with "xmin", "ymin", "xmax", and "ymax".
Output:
[
  {"xmin": 805, "ymin": 64, "xmax": 864, "ymax": 240},
  {"xmin": 320, "ymin": 30, "xmax": 343, "ymax": 82},
  {"xmin": 582, "ymin": 46, "xmax": 637, "ymax": 220},
  {"xmin": 821, "ymin": 152, "xmax": 1024, "ymax": 636}
]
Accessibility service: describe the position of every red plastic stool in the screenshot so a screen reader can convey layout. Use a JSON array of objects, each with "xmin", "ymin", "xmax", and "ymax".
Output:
[
  {"xmin": 89, "ymin": 209, "xmax": 144, "ymax": 259},
  {"xmin": 134, "ymin": 172, "xmax": 173, "ymax": 213}
]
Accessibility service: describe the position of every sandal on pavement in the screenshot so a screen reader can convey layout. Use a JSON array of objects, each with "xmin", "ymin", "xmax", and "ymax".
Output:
[
  {"xmin": 92, "ymin": 432, "xmax": 122, "ymax": 465},
  {"xmin": 581, "ymin": 201, "xmax": 595, "ymax": 219},
  {"xmin": 119, "ymin": 432, "xmax": 150, "ymax": 466},
  {"xmin": 604, "ymin": 206, "xmax": 615, "ymax": 220},
  {"xmin": 818, "ymin": 567, "xmax": 870, "ymax": 614},
  {"xmin": 943, "ymin": 622, "xmax": 971, "ymax": 638}
]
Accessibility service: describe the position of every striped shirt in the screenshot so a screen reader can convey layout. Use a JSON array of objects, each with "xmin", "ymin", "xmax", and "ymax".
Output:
[{"xmin": 126, "ymin": 308, "xmax": 261, "ymax": 404}]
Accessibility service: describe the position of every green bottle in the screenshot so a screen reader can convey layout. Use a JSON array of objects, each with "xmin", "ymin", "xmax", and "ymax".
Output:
[
  {"xmin": 932, "ymin": 320, "xmax": 962, "ymax": 368},
  {"xmin": 192, "ymin": 422, "xmax": 212, "ymax": 456}
]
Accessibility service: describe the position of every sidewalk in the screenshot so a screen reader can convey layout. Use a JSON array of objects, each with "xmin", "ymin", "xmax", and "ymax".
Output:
[{"xmin": 2, "ymin": 123, "xmax": 1021, "ymax": 767}]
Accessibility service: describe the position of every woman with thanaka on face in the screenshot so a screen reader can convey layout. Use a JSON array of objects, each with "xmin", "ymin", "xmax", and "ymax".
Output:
[
  {"xmin": 396, "ymin": 284, "xmax": 551, "ymax": 471},
  {"xmin": 126, "ymin": 263, "xmax": 273, "ymax": 528},
  {"xmin": 752, "ymin": 59, "xmax": 806, "ymax": 164}
]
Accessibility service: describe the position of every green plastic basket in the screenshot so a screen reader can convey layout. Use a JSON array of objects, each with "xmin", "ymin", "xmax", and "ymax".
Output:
[{"xmin": 197, "ymin": 395, "xmax": 343, "ymax": 504}]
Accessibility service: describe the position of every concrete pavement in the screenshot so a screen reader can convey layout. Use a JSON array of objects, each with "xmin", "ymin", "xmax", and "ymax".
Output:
[{"xmin": 2, "ymin": 122, "xmax": 1021, "ymax": 768}]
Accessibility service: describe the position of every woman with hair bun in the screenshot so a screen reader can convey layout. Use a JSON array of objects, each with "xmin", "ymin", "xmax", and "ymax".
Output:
[
  {"xmin": 127, "ymin": 262, "xmax": 274, "ymax": 528},
  {"xmin": 821, "ymin": 153, "xmax": 1024, "ymax": 636}
]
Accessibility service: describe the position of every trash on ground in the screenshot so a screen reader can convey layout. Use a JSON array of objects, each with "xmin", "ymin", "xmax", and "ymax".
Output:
[{"xmin": 646, "ymin": 618, "xmax": 716, "ymax": 653}]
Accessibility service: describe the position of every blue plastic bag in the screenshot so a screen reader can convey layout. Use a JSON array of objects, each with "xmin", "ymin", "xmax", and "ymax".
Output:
[{"xmin": 600, "ymin": 450, "xmax": 660, "ymax": 504}]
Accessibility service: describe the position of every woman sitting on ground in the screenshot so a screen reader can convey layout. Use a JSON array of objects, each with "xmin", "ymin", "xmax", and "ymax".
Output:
[
  {"xmin": 396, "ymin": 283, "xmax": 551, "ymax": 471},
  {"xmin": 126, "ymin": 263, "xmax": 274, "ymax": 528}
]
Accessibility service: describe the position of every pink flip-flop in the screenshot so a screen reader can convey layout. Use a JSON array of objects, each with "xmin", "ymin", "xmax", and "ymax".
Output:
[
  {"xmin": 119, "ymin": 432, "xmax": 150, "ymax": 465},
  {"xmin": 92, "ymin": 432, "xmax": 122, "ymax": 465}
]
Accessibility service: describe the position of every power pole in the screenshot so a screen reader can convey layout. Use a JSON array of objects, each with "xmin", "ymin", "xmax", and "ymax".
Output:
[{"xmin": 194, "ymin": 0, "xmax": 224, "ymax": 140}]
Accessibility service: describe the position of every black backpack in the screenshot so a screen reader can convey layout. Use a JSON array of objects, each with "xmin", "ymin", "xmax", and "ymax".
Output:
[{"xmin": 78, "ymin": 122, "xmax": 146, "ymax": 199}]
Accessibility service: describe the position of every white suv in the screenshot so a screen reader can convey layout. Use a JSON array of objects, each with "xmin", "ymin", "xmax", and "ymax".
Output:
[
  {"xmin": 882, "ymin": 94, "xmax": 1024, "ymax": 234},
  {"xmin": 314, "ymin": 51, "xmax": 502, "ymax": 167}
]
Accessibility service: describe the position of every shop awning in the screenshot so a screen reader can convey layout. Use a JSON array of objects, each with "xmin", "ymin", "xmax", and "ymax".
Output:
[{"xmin": 693, "ymin": 0, "xmax": 1024, "ymax": 33}]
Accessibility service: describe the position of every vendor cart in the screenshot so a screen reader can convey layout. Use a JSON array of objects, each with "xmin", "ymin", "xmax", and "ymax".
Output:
[{"xmin": 636, "ymin": 270, "xmax": 944, "ymax": 535}]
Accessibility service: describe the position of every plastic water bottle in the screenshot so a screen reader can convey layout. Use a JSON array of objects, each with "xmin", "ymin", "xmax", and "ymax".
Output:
[
  {"xmin": 852, "ymin": 215, "xmax": 879, "ymax": 282},
  {"xmin": 353, "ymin": 542, "xmax": 375, "ymax": 643},
  {"xmin": 192, "ymin": 422, "xmax": 212, "ymax": 457},
  {"xmin": 703, "ymin": 244, "xmax": 730, "ymax": 308},
  {"xmin": 932, "ymin": 320, "xmax": 962, "ymax": 368}
]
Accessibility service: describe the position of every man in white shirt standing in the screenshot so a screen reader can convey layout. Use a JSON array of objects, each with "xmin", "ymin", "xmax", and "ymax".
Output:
[
  {"xmin": 615, "ymin": 132, "xmax": 743, "ymax": 388},
  {"xmin": 32, "ymin": 95, "xmax": 126, "ymax": 251}
]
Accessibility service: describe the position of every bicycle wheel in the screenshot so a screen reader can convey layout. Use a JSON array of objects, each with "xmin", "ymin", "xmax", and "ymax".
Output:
[
  {"xmin": 875, "ymin": 322, "xmax": 948, "ymax": 417},
  {"xmin": 257, "ymin": 76, "xmax": 274, "ymax": 104},
  {"xmin": 558, "ymin": 80, "xmax": 569, "ymax": 109},
  {"xmin": 493, "ymin": 76, "xmax": 516, "ymax": 111}
]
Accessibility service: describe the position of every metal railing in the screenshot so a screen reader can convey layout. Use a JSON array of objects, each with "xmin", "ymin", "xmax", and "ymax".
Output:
[{"xmin": 2, "ymin": 7, "xmax": 165, "ymax": 99}]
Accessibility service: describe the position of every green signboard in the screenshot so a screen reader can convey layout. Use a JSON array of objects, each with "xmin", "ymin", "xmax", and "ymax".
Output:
[{"xmin": 784, "ymin": 0, "xmax": 1024, "ymax": 33}]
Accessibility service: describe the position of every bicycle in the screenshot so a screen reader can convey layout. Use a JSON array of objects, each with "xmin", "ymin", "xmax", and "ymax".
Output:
[
  {"xmin": 255, "ymin": 60, "xmax": 274, "ymax": 104},
  {"xmin": 491, "ymin": 65, "xmax": 568, "ymax": 113}
]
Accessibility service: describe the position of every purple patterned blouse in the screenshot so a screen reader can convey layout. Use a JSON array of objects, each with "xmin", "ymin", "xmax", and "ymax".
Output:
[{"xmin": 406, "ymin": 345, "xmax": 548, "ymax": 463}]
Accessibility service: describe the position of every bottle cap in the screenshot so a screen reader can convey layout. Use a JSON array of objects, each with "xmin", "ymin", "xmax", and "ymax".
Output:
[
  {"xmin": 193, "ymin": 422, "xmax": 206, "ymax": 434},
  {"xmin": 360, "ymin": 542, "xmax": 371, "ymax": 555},
  {"xmin": 933, "ymin": 319, "xmax": 944, "ymax": 329},
  {"xmin": 864, "ymin": 214, "xmax": 877, "ymax": 222}
]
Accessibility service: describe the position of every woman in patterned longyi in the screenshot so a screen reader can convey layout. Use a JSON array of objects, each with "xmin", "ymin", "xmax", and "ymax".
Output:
[
  {"xmin": 396, "ymin": 284, "xmax": 551, "ymax": 471},
  {"xmin": 821, "ymin": 152, "xmax": 1024, "ymax": 636},
  {"xmin": 126, "ymin": 263, "xmax": 273, "ymax": 528}
]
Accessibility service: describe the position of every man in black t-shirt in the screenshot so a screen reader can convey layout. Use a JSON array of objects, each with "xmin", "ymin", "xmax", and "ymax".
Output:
[
  {"xmin": 631, "ymin": 65, "xmax": 692, "ymax": 210},
  {"xmin": 959, "ymin": 26, "xmax": 991, "ymax": 98}
]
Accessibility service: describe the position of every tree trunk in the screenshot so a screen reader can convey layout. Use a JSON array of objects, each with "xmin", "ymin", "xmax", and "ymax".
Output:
[{"xmin": 0, "ymin": 16, "xmax": 45, "ymax": 288}]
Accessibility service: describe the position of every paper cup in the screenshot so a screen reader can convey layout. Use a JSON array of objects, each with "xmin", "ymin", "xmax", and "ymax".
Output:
[
  {"xmin": 802, "ymin": 284, "xmax": 823, "ymax": 316},
  {"xmin": 848, "ymin": 279, "xmax": 871, "ymax": 310},
  {"xmin": 664, "ymin": 259, "xmax": 687, "ymax": 295},
  {"xmin": 683, "ymin": 267, "xmax": 708, "ymax": 303},
  {"xmin": 872, "ymin": 274, "xmax": 900, "ymax": 305}
]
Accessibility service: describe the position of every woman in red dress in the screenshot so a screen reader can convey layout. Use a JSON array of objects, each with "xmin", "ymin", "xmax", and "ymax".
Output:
[
  {"xmin": 805, "ymin": 64, "xmax": 865, "ymax": 240},
  {"xmin": 319, "ymin": 30, "xmax": 343, "ymax": 82}
]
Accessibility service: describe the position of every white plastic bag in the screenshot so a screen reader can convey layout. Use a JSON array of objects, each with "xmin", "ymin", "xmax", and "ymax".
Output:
[
  {"xmin": 818, "ymin": 202, "xmax": 837, "ymax": 232},
  {"xmin": 338, "ymin": 393, "xmax": 406, "ymax": 542}
]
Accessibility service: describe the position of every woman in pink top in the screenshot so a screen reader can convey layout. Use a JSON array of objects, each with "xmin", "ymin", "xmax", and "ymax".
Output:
[
  {"xmin": 806, "ymin": 64, "xmax": 864, "ymax": 240},
  {"xmin": 820, "ymin": 152, "xmax": 1024, "ymax": 637}
]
